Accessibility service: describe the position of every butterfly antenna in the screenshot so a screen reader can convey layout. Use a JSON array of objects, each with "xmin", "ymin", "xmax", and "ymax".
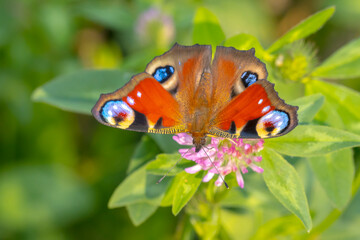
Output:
[
  {"xmin": 202, "ymin": 147, "xmax": 229, "ymax": 189},
  {"xmin": 156, "ymin": 148, "xmax": 191, "ymax": 184}
]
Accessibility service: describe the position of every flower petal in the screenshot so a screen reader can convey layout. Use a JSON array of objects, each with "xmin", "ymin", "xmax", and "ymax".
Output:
[
  {"xmin": 173, "ymin": 133, "xmax": 193, "ymax": 145},
  {"xmin": 236, "ymin": 171, "xmax": 245, "ymax": 188},
  {"xmin": 249, "ymin": 163, "xmax": 264, "ymax": 173},
  {"xmin": 185, "ymin": 164, "xmax": 202, "ymax": 174},
  {"xmin": 215, "ymin": 175, "xmax": 224, "ymax": 187},
  {"xmin": 202, "ymin": 172, "xmax": 215, "ymax": 182}
]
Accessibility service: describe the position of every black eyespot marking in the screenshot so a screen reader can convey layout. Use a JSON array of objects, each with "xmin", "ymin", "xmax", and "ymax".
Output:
[
  {"xmin": 241, "ymin": 71, "xmax": 258, "ymax": 88},
  {"xmin": 154, "ymin": 117, "xmax": 163, "ymax": 129},
  {"xmin": 240, "ymin": 118, "xmax": 260, "ymax": 138},
  {"xmin": 128, "ymin": 110, "xmax": 148, "ymax": 132},
  {"xmin": 152, "ymin": 65, "xmax": 175, "ymax": 83},
  {"xmin": 229, "ymin": 121, "xmax": 236, "ymax": 134}
]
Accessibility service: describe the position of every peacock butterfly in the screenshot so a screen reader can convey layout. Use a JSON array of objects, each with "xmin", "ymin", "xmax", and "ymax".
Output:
[{"xmin": 92, "ymin": 44, "xmax": 298, "ymax": 152}]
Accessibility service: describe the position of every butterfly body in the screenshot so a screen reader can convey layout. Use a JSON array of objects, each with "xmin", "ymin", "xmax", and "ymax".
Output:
[{"xmin": 92, "ymin": 44, "xmax": 298, "ymax": 151}]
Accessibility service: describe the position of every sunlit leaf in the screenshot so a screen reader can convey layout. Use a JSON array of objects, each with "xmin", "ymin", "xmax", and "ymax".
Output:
[
  {"xmin": 127, "ymin": 135, "xmax": 162, "ymax": 175},
  {"xmin": 160, "ymin": 177, "xmax": 178, "ymax": 207},
  {"xmin": 251, "ymin": 215, "xmax": 306, "ymax": 240},
  {"xmin": 267, "ymin": 7, "xmax": 335, "ymax": 53},
  {"xmin": 289, "ymin": 94, "xmax": 325, "ymax": 123},
  {"xmin": 265, "ymin": 125, "xmax": 360, "ymax": 157},
  {"xmin": 126, "ymin": 202, "xmax": 158, "ymax": 226},
  {"xmin": 32, "ymin": 70, "xmax": 131, "ymax": 114},
  {"xmin": 146, "ymin": 153, "xmax": 193, "ymax": 176},
  {"xmin": 224, "ymin": 33, "xmax": 266, "ymax": 59},
  {"xmin": 220, "ymin": 209, "xmax": 255, "ymax": 239},
  {"xmin": 312, "ymin": 38, "xmax": 360, "ymax": 79},
  {"xmin": 172, "ymin": 171, "xmax": 204, "ymax": 216},
  {"xmin": 108, "ymin": 166, "xmax": 171, "ymax": 208},
  {"xmin": 261, "ymin": 148, "xmax": 312, "ymax": 231},
  {"xmin": 305, "ymin": 79, "xmax": 360, "ymax": 134},
  {"xmin": 190, "ymin": 209, "xmax": 220, "ymax": 240},
  {"xmin": 193, "ymin": 7, "xmax": 225, "ymax": 47},
  {"xmin": 308, "ymin": 149, "xmax": 354, "ymax": 209}
]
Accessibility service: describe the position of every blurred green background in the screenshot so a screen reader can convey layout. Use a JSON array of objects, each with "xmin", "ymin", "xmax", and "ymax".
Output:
[{"xmin": 1, "ymin": 0, "xmax": 359, "ymax": 239}]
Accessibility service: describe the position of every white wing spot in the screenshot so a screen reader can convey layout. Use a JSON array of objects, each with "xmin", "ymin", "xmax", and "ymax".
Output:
[
  {"xmin": 127, "ymin": 96, "xmax": 135, "ymax": 105},
  {"xmin": 137, "ymin": 91, "xmax": 142, "ymax": 97},
  {"xmin": 262, "ymin": 106, "xmax": 270, "ymax": 114},
  {"xmin": 258, "ymin": 99, "xmax": 263, "ymax": 104}
]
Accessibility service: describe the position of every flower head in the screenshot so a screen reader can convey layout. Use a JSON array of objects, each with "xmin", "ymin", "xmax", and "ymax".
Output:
[{"xmin": 173, "ymin": 133, "xmax": 264, "ymax": 188}]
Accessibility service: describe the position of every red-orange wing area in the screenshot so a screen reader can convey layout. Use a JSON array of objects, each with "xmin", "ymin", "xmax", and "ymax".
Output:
[
  {"xmin": 122, "ymin": 77, "xmax": 181, "ymax": 127},
  {"xmin": 214, "ymin": 83, "xmax": 275, "ymax": 131}
]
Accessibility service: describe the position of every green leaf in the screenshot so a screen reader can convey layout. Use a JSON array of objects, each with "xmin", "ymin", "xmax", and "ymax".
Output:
[
  {"xmin": 265, "ymin": 125, "xmax": 360, "ymax": 157},
  {"xmin": 308, "ymin": 149, "xmax": 354, "ymax": 209},
  {"xmin": 312, "ymin": 38, "xmax": 360, "ymax": 79},
  {"xmin": 172, "ymin": 171, "xmax": 204, "ymax": 216},
  {"xmin": 193, "ymin": 7, "xmax": 225, "ymax": 47},
  {"xmin": 251, "ymin": 215, "xmax": 306, "ymax": 239},
  {"xmin": 190, "ymin": 208, "xmax": 220, "ymax": 240},
  {"xmin": 146, "ymin": 153, "xmax": 193, "ymax": 176},
  {"xmin": 160, "ymin": 177, "xmax": 178, "ymax": 207},
  {"xmin": 267, "ymin": 7, "xmax": 335, "ymax": 53},
  {"xmin": 126, "ymin": 202, "xmax": 158, "ymax": 226},
  {"xmin": 127, "ymin": 135, "xmax": 162, "ymax": 175},
  {"xmin": 289, "ymin": 94, "xmax": 325, "ymax": 123},
  {"xmin": 108, "ymin": 165, "xmax": 171, "ymax": 208},
  {"xmin": 224, "ymin": 33, "xmax": 266, "ymax": 59},
  {"xmin": 32, "ymin": 70, "xmax": 131, "ymax": 114},
  {"xmin": 305, "ymin": 79, "xmax": 360, "ymax": 134},
  {"xmin": 147, "ymin": 134, "xmax": 180, "ymax": 153},
  {"xmin": 220, "ymin": 209, "xmax": 255, "ymax": 240},
  {"xmin": 261, "ymin": 148, "xmax": 312, "ymax": 231}
]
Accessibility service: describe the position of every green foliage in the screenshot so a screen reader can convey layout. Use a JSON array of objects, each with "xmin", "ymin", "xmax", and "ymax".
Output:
[
  {"xmin": 193, "ymin": 7, "xmax": 225, "ymax": 48},
  {"xmin": 267, "ymin": 7, "xmax": 335, "ymax": 53},
  {"xmin": 171, "ymin": 171, "xmax": 205, "ymax": 216},
  {"xmin": 4, "ymin": 1, "xmax": 360, "ymax": 239},
  {"xmin": 261, "ymin": 149, "xmax": 312, "ymax": 231},
  {"xmin": 32, "ymin": 70, "xmax": 131, "ymax": 115},
  {"xmin": 289, "ymin": 94, "xmax": 324, "ymax": 123},
  {"xmin": 308, "ymin": 149, "xmax": 354, "ymax": 209},
  {"xmin": 305, "ymin": 79, "xmax": 360, "ymax": 134},
  {"xmin": 265, "ymin": 125, "xmax": 360, "ymax": 156},
  {"xmin": 224, "ymin": 34, "xmax": 266, "ymax": 59},
  {"xmin": 312, "ymin": 38, "xmax": 360, "ymax": 79}
]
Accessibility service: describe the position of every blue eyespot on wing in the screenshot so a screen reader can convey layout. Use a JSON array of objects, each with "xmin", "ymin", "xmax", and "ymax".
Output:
[
  {"xmin": 241, "ymin": 71, "xmax": 258, "ymax": 87},
  {"xmin": 152, "ymin": 66, "xmax": 175, "ymax": 83},
  {"xmin": 100, "ymin": 100, "xmax": 135, "ymax": 128},
  {"xmin": 256, "ymin": 110, "xmax": 290, "ymax": 137}
]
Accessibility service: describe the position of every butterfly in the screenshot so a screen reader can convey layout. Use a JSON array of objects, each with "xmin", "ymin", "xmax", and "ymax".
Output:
[{"xmin": 92, "ymin": 44, "xmax": 298, "ymax": 152}]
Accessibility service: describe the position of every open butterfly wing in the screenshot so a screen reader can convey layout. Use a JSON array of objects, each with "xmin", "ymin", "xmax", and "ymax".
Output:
[
  {"xmin": 92, "ymin": 43, "xmax": 212, "ymax": 134},
  {"xmin": 210, "ymin": 46, "xmax": 298, "ymax": 139},
  {"xmin": 92, "ymin": 73, "xmax": 185, "ymax": 134}
]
